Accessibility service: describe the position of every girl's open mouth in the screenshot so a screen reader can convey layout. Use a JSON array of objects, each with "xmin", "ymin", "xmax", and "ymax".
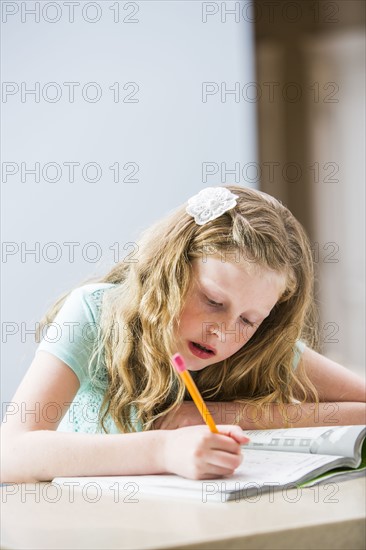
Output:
[{"xmin": 188, "ymin": 341, "xmax": 216, "ymax": 359}]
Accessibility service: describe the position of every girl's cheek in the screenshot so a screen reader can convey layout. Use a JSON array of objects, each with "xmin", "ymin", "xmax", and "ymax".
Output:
[
  {"xmin": 246, "ymin": 327, "xmax": 258, "ymax": 341},
  {"xmin": 241, "ymin": 325, "xmax": 255, "ymax": 342}
]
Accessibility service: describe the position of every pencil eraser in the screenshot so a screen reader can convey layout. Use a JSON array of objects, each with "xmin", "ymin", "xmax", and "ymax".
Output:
[{"xmin": 171, "ymin": 353, "xmax": 186, "ymax": 373}]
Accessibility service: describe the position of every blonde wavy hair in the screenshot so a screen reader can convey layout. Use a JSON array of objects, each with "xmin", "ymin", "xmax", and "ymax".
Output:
[{"xmin": 37, "ymin": 185, "xmax": 319, "ymax": 433}]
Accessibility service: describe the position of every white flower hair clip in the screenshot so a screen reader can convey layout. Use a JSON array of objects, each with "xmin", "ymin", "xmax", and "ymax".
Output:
[{"xmin": 185, "ymin": 187, "xmax": 239, "ymax": 226}]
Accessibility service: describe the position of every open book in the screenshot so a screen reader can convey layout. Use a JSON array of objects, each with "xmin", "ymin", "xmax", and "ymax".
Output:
[{"xmin": 53, "ymin": 425, "xmax": 366, "ymax": 502}]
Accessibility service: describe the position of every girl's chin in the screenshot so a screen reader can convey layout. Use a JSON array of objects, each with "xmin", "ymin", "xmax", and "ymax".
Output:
[
  {"xmin": 185, "ymin": 356, "xmax": 220, "ymax": 372},
  {"xmin": 186, "ymin": 364, "xmax": 208, "ymax": 372}
]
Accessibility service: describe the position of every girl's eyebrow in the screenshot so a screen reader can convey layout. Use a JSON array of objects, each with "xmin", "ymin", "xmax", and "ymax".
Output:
[{"xmin": 199, "ymin": 278, "xmax": 269, "ymax": 320}]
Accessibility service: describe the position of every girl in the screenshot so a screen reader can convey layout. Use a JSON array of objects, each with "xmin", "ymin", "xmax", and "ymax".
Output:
[{"xmin": 1, "ymin": 186, "xmax": 365, "ymax": 483}]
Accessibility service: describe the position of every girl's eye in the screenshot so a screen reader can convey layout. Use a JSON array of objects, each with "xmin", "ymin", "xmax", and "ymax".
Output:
[
  {"xmin": 240, "ymin": 317, "xmax": 254, "ymax": 327},
  {"xmin": 206, "ymin": 296, "xmax": 255, "ymax": 327},
  {"xmin": 206, "ymin": 297, "xmax": 222, "ymax": 307}
]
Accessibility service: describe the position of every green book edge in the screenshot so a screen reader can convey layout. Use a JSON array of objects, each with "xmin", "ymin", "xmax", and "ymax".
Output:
[{"xmin": 299, "ymin": 438, "xmax": 366, "ymax": 487}]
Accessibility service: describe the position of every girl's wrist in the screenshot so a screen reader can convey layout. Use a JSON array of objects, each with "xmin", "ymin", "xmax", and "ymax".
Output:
[{"xmin": 156, "ymin": 429, "xmax": 172, "ymax": 474}]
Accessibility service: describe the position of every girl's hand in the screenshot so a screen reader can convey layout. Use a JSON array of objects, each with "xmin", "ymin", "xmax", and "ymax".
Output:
[
  {"xmin": 154, "ymin": 402, "xmax": 207, "ymax": 430},
  {"xmin": 162, "ymin": 424, "xmax": 250, "ymax": 480}
]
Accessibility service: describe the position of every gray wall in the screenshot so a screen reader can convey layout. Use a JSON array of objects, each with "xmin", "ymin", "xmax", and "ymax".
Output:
[{"xmin": 1, "ymin": 1, "xmax": 257, "ymax": 416}]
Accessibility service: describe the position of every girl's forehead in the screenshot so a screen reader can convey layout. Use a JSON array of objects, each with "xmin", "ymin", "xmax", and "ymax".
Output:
[
  {"xmin": 192, "ymin": 256, "xmax": 287, "ymax": 295},
  {"xmin": 192, "ymin": 254, "xmax": 271, "ymax": 277}
]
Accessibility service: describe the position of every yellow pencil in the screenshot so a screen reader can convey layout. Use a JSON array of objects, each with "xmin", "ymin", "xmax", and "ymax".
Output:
[{"xmin": 171, "ymin": 353, "xmax": 219, "ymax": 433}]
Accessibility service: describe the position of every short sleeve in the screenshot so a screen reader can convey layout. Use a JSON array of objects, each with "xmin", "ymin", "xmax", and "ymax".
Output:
[
  {"xmin": 35, "ymin": 286, "xmax": 105, "ymax": 387},
  {"xmin": 292, "ymin": 340, "xmax": 306, "ymax": 370}
]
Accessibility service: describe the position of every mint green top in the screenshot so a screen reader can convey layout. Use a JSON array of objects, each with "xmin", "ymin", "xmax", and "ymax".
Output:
[
  {"xmin": 36, "ymin": 283, "xmax": 128, "ymax": 434},
  {"xmin": 35, "ymin": 283, "xmax": 307, "ymax": 434}
]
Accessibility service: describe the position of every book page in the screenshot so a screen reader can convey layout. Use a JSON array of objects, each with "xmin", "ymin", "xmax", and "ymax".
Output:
[
  {"xmin": 52, "ymin": 451, "xmax": 348, "ymax": 502},
  {"xmin": 53, "ymin": 451, "xmax": 345, "ymax": 500},
  {"xmin": 241, "ymin": 425, "xmax": 366, "ymax": 459},
  {"xmin": 223, "ymin": 449, "xmax": 345, "ymax": 489}
]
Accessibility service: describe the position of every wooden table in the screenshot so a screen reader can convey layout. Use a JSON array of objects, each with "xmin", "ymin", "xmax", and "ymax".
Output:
[{"xmin": 1, "ymin": 478, "xmax": 365, "ymax": 549}]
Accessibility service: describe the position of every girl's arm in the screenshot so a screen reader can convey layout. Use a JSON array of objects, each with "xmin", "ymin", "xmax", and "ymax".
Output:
[
  {"xmin": 1, "ymin": 351, "xmax": 246, "ymax": 482},
  {"xmin": 0, "ymin": 351, "xmax": 164, "ymax": 482},
  {"xmin": 155, "ymin": 400, "xmax": 366, "ymax": 430},
  {"xmin": 155, "ymin": 349, "xmax": 366, "ymax": 430},
  {"xmin": 299, "ymin": 347, "xmax": 366, "ymax": 402}
]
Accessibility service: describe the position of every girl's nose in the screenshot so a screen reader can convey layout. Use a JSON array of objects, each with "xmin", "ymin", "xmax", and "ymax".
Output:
[
  {"xmin": 208, "ymin": 316, "xmax": 244, "ymax": 344},
  {"xmin": 204, "ymin": 322, "xmax": 220, "ymax": 337},
  {"xmin": 207, "ymin": 323, "xmax": 220, "ymax": 337}
]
